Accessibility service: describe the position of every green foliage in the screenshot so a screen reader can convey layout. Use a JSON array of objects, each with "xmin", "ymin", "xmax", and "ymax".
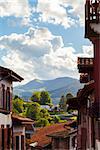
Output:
[
  {"xmin": 40, "ymin": 91, "xmax": 52, "ymax": 105},
  {"xmin": 30, "ymin": 91, "xmax": 41, "ymax": 103},
  {"xmin": 13, "ymin": 95, "xmax": 21, "ymax": 100},
  {"xmin": 53, "ymin": 115, "xmax": 60, "ymax": 123},
  {"xmin": 59, "ymin": 92, "xmax": 73, "ymax": 112},
  {"xmin": 40, "ymin": 108, "xmax": 50, "ymax": 119},
  {"xmin": 30, "ymin": 91, "xmax": 52, "ymax": 105},
  {"xmin": 26, "ymin": 102, "xmax": 41, "ymax": 120},
  {"xmin": 13, "ymin": 98, "xmax": 24, "ymax": 114},
  {"xmin": 59, "ymin": 95, "xmax": 66, "ymax": 111},
  {"xmin": 35, "ymin": 118, "xmax": 50, "ymax": 127}
]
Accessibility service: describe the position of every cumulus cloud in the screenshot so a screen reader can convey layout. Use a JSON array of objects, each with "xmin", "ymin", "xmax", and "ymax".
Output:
[
  {"xmin": 0, "ymin": 27, "xmax": 93, "ymax": 84},
  {"xmin": 0, "ymin": 0, "xmax": 85, "ymax": 28},
  {"xmin": 0, "ymin": 0, "xmax": 31, "ymax": 26},
  {"xmin": 36, "ymin": 0, "xmax": 85, "ymax": 28},
  {"xmin": 77, "ymin": 45, "xmax": 94, "ymax": 58}
]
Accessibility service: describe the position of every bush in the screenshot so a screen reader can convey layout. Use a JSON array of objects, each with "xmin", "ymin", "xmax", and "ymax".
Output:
[{"xmin": 35, "ymin": 118, "xmax": 50, "ymax": 127}]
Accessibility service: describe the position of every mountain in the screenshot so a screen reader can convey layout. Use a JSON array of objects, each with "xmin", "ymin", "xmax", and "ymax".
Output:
[{"xmin": 14, "ymin": 77, "xmax": 83, "ymax": 101}]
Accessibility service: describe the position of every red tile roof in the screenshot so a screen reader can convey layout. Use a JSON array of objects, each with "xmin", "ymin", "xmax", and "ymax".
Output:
[{"xmin": 30, "ymin": 122, "xmax": 71, "ymax": 148}]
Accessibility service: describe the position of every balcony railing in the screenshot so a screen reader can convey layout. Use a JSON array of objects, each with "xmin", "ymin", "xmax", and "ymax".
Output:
[
  {"xmin": 85, "ymin": 0, "xmax": 100, "ymax": 23},
  {"xmin": 77, "ymin": 57, "xmax": 94, "ymax": 73},
  {"xmin": 77, "ymin": 57, "xmax": 94, "ymax": 65}
]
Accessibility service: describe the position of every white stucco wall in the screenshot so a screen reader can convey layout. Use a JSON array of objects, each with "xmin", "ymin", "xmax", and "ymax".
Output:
[
  {"xmin": 0, "ymin": 113, "xmax": 12, "ymax": 127},
  {"xmin": 0, "ymin": 77, "xmax": 12, "ymax": 87},
  {"xmin": 13, "ymin": 126, "xmax": 25, "ymax": 135}
]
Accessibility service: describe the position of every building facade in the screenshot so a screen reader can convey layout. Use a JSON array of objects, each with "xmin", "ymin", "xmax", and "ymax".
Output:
[
  {"xmin": 12, "ymin": 115, "xmax": 34, "ymax": 150},
  {"xmin": 67, "ymin": 1, "xmax": 100, "ymax": 149},
  {"xmin": 0, "ymin": 66, "xmax": 23, "ymax": 149}
]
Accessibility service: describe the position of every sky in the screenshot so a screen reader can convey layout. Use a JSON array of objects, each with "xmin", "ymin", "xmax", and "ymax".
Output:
[{"xmin": 0, "ymin": 0, "xmax": 94, "ymax": 85}]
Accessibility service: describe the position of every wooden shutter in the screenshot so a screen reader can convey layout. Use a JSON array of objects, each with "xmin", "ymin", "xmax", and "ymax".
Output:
[
  {"xmin": 4, "ymin": 128, "xmax": 8, "ymax": 149},
  {"xmin": 0, "ymin": 128, "xmax": 2, "ymax": 149},
  {"xmin": 10, "ymin": 92, "xmax": 12, "ymax": 112},
  {"xmin": 6, "ymin": 87, "xmax": 10, "ymax": 111},
  {"xmin": 21, "ymin": 135, "xmax": 25, "ymax": 150},
  {"xmin": 7, "ymin": 126, "xmax": 11, "ymax": 149}
]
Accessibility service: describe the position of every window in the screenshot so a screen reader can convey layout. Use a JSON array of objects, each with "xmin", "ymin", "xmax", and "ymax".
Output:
[
  {"xmin": 21, "ymin": 135, "xmax": 24, "ymax": 150},
  {"xmin": 0, "ymin": 84, "xmax": 5, "ymax": 109},
  {"xmin": 1, "ymin": 125, "xmax": 4, "ymax": 150},
  {"xmin": 6, "ymin": 87, "xmax": 10, "ymax": 111},
  {"xmin": 7, "ymin": 125, "xmax": 11, "ymax": 149},
  {"xmin": 0, "ymin": 85, "xmax": 11, "ymax": 111},
  {"xmin": 0, "ymin": 125, "xmax": 11, "ymax": 149},
  {"xmin": 16, "ymin": 136, "xmax": 19, "ymax": 150}
]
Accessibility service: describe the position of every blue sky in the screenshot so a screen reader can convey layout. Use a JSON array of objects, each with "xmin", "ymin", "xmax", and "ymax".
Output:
[{"xmin": 0, "ymin": 0, "xmax": 93, "ymax": 84}]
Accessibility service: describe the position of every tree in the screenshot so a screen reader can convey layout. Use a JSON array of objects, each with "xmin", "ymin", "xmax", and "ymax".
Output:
[
  {"xmin": 13, "ymin": 98, "xmax": 24, "ymax": 114},
  {"xmin": 30, "ymin": 91, "xmax": 41, "ymax": 103},
  {"xmin": 30, "ymin": 91, "xmax": 52, "ymax": 105},
  {"xmin": 35, "ymin": 118, "xmax": 50, "ymax": 127},
  {"xmin": 40, "ymin": 91, "xmax": 52, "ymax": 105},
  {"xmin": 59, "ymin": 95, "xmax": 66, "ymax": 111},
  {"xmin": 53, "ymin": 115, "xmax": 60, "ymax": 123},
  {"xmin": 40, "ymin": 108, "xmax": 50, "ymax": 119},
  {"xmin": 26, "ymin": 102, "xmax": 41, "ymax": 120},
  {"xmin": 66, "ymin": 93, "xmax": 73, "ymax": 100}
]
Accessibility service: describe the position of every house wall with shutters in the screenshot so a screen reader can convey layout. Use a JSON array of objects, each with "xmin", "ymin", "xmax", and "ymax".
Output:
[
  {"xmin": 77, "ymin": 91, "xmax": 97, "ymax": 150},
  {"xmin": 13, "ymin": 126, "xmax": 26, "ymax": 150},
  {"xmin": 0, "ymin": 78, "xmax": 13, "ymax": 150},
  {"xmin": 0, "ymin": 78, "xmax": 13, "ymax": 112}
]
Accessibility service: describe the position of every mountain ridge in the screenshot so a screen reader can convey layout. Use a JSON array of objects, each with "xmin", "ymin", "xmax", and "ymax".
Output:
[{"xmin": 14, "ymin": 77, "xmax": 83, "ymax": 101}]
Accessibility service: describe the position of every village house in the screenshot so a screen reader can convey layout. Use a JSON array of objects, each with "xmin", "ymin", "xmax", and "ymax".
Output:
[
  {"xmin": 12, "ymin": 114, "xmax": 34, "ymax": 150},
  {"xmin": 48, "ymin": 129, "xmax": 77, "ymax": 150},
  {"xmin": 29, "ymin": 121, "xmax": 77, "ymax": 150},
  {"xmin": 0, "ymin": 66, "xmax": 23, "ymax": 149},
  {"xmin": 67, "ymin": 0, "xmax": 100, "ymax": 149}
]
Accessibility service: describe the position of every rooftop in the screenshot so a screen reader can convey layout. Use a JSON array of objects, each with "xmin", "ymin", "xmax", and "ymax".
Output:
[
  {"xmin": 30, "ymin": 122, "xmax": 72, "ymax": 148},
  {"xmin": 0, "ymin": 66, "xmax": 24, "ymax": 82},
  {"xmin": 12, "ymin": 114, "xmax": 34, "ymax": 125},
  {"xmin": 48, "ymin": 128, "xmax": 77, "ymax": 138}
]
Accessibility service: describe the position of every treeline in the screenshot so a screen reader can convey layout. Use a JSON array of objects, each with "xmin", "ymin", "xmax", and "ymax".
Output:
[
  {"xmin": 13, "ymin": 91, "xmax": 66, "ymax": 127},
  {"xmin": 30, "ymin": 91, "xmax": 52, "ymax": 105}
]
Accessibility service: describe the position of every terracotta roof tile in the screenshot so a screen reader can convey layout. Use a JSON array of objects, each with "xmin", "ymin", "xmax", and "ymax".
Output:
[{"xmin": 30, "ymin": 123, "xmax": 71, "ymax": 148}]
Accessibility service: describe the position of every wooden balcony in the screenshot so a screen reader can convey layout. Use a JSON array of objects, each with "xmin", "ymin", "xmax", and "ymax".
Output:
[
  {"xmin": 85, "ymin": 0, "xmax": 100, "ymax": 38},
  {"xmin": 77, "ymin": 57, "xmax": 94, "ymax": 73}
]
